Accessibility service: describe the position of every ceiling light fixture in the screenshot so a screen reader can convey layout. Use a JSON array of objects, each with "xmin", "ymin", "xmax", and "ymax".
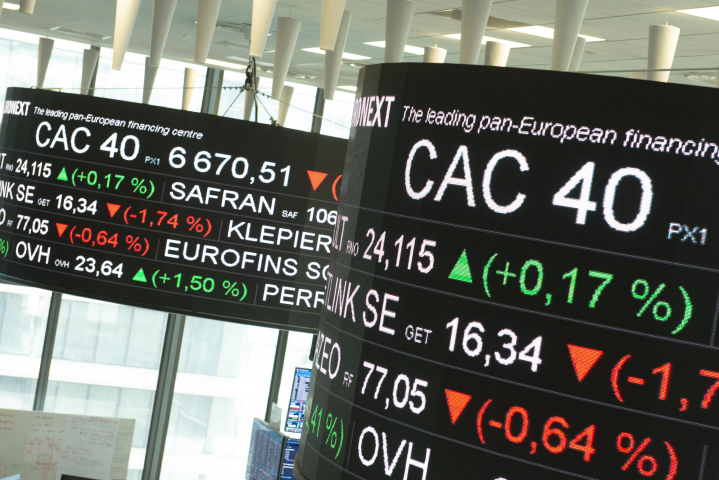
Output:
[
  {"xmin": 678, "ymin": 6, "xmax": 719, "ymax": 21},
  {"xmin": 364, "ymin": 41, "xmax": 424, "ymax": 55},
  {"xmin": 683, "ymin": 72, "xmax": 716, "ymax": 85},
  {"xmin": 302, "ymin": 47, "xmax": 370, "ymax": 61},
  {"xmin": 508, "ymin": 26, "xmax": 604, "ymax": 42},
  {"xmin": 442, "ymin": 34, "xmax": 531, "ymax": 48},
  {"xmin": 206, "ymin": 58, "xmax": 246, "ymax": 69},
  {"xmin": 3, "ymin": 3, "xmax": 19, "ymax": 10}
]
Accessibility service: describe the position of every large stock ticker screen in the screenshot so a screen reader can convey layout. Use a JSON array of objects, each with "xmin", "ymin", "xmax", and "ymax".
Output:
[
  {"xmin": 0, "ymin": 88, "xmax": 345, "ymax": 331},
  {"xmin": 296, "ymin": 64, "xmax": 719, "ymax": 480}
]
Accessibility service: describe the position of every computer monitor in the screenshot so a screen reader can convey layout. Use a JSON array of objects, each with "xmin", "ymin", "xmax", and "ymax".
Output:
[
  {"xmin": 279, "ymin": 438, "xmax": 301, "ymax": 480},
  {"xmin": 246, "ymin": 419, "xmax": 286, "ymax": 480},
  {"xmin": 285, "ymin": 368, "xmax": 311, "ymax": 434}
]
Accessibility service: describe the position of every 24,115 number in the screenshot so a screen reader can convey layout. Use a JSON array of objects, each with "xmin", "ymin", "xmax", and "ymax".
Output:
[{"xmin": 363, "ymin": 228, "xmax": 436, "ymax": 274}]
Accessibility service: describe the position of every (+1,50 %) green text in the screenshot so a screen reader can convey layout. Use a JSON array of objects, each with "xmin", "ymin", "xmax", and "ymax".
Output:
[{"xmin": 133, "ymin": 269, "xmax": 248, "ymax": 301}]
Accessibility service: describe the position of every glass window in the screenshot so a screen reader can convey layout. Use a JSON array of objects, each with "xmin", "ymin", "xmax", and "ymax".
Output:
[
  {"xmin": 44, "ymin": 295, "xmax": 167, "ymax": 478},
  {"xmin": 0, "ymin": 282, "xmax": 51, "ymax": 410},
  {"xmin": 321, "ymin": 90, "xmax": 355, "ymax": 139},
  {"xmin": 93, "ymin": 50, "xmax": 207, "ymax": 112},
  {"xmin": 161, "ymin": 317, "xmax": 279, "ymax": 479},
  {"xmin": 0, "ymin": 28, "xmax": 207, "ymax": 115}
]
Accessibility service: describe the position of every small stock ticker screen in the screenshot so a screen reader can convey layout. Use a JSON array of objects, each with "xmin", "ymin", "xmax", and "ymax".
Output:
[
  {"xmin": 295, "ymin": 64, "xmax": 719, "ymax": 480},
  {"xmin": 0, "ymin": 88, "xmax": 346, "ymax": 331}
]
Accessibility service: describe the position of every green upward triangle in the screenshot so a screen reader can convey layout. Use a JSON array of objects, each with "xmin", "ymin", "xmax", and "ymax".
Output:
[
  {"xmin": 57, "ymin": 167, "xmax": 68, "ymax": 181},
  {"xmin": 449, "ymin": 250, "xmax": 473, "ymax": 283},
  {"xmin": 132, "ymin": 268, "xmax": 147, "ymax": 282}
]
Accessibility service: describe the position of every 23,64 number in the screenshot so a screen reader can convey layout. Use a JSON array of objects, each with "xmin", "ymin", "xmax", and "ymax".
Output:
[{"xmin": 74, "ymin": 256, "xmax": 123, "ymax": 277}]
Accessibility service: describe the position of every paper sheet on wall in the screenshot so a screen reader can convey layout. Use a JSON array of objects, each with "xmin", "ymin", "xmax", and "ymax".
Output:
[
  {"xmin": 24, "ymin": 413, "xmax": 66, "ymax": 479},
  {"xmin": 55, "ymin": 416, "xmax": 119, "ymax": 480},
  {"xmin": 0, "ymin": 410, "xmax": 29, "ymax": 478},
  {"xmin": 110, "ymin": 420, "xmax": 134, "ymax": 480}
]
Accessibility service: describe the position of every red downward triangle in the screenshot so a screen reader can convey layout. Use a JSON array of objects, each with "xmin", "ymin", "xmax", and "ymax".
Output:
[
  {"xmin": 567, "ymin": 344, "xmax": 604, "ymax": 382},
  {"xmin": 56, "ymin": 223, "xmax": 68, "ymax": 237},
  {"xmin": 107, "ymin": 203, "xmax": 121, "ymax": 218},
  {"xmin": 307, "ymin": 170, "xmax": 328, "ymax": 191},
  {"xmin": 445, "ymin": 389, "xmax": 472, "ymax": 424}
]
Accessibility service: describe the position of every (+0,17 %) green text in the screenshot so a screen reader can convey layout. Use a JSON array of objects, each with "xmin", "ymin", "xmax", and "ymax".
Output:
[
  {"xmin": 57, "ymin": 167, "xmax": 156, "ymax": 199},
  {"xmin": 449, "ymin": 251, "xmax": 693, "ymax": 335}
]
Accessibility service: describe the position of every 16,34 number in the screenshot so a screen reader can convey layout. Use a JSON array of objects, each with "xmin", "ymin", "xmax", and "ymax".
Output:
[
  {"xmin": 56, "ymin": 194, "xmax": 98, "ymax": 215},
  {"xmin": 446, "ymin": 318, "xmax": 542, "ymax": 372}
]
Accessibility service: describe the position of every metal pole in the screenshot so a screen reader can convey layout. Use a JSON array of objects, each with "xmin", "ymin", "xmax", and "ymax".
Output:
[
  {"xmin": 33, "ymin": 292, "xmax": 62, "ymax": 411},
  {"xmin": 201, "ymin": 67, "xmax": 224, "ymax": 114},
  {"xmin": 311, "ymin": 88, "xmax": 325, "ymax": 134},
  {"xmin": 265, "ymin": 330, "xmax": 288, "ymax": 422},
  {"xmin": 88, "ymin": 46, "xmax": 100, "ymax": 97},
  {"xmin": 142, "ymin": 313, "xmax": 185, "ymax": 480},
  {"xmin": 253, "ymin": 58, "xmax": 259, "ymax": 123}
]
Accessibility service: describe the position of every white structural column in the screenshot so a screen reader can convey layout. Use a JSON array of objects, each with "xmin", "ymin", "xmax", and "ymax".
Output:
[
  {"xmin": 551, "ymin": 0, "xmax": 588, "ymax": 71},
  {"xmin": 37, "ymin": 38, "xmax": 54, "ymax": 89},
  {"xmin": 385, "ymin": 0, "xmax": 414, "ymax": 63},
  {"xmin": 647, "ymin": 24, "xmax": 680, "ymax": 83},
  {"xmin": 324, "ymin": 10, "xmax": 351, "ymax": 100},
  {"xmin": 244, "ymin": 77, "xmax": 260, "ymax": 121},
  {"xmin": 459, "ymin": 0, "xmax": 492, "ymax": 65},
  {"xmin": 423, "ymin": 46, "xmax": 446, "ymax": 64},
  {"xmin": 485, "ymin": 41, "xmax": 509, "ymax": 67},
  {"xmin": 81, "ymin": 48, "xmax": 100, "ymax": 95},
  {"xmin": 320, "ymin": 0, "xmax": 347, "ymax": 51},
  {"xmin": 272, "ymin": 17, "xmax": 301, "ymax": 99},
  {"xmin": 149, "ymin": 0, "xmax": 178, "ymax": 67},
  {"xmin": 182, "ymin": 68, "xmax": 198, "ymax": 111},
  {"xmin": 112, "ymin": 0, "xmax": 142, "ymax": 70},
  {"xmin": 278, "ymin": 85, "xmax": 294, "ymax": 127},
  {"xmin": 19, "ymin": 0, "xmax": 35, "ymax": 14},
  {"xmin": 568, "ymin": 36, "xmax": 586, "ymax": 71},
  {"xmin": 249, "ymin": 0, "xmax": 278, "ymax": 58},
  {"xmin": 195, "ymin": 0, "xmax": 223, "ymax": 63},
  {"xmin": 143, "ymin": 57, "xmax": 159, "ymax": 104},
  {"xmin": 716, "ymin": 69, "xmax": 719, "ymax": 88}
]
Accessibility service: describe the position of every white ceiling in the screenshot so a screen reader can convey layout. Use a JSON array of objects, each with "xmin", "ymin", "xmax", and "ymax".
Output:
[{"xmin": 3, "ymin": 0, "xmax": 719, "ymax": 89}]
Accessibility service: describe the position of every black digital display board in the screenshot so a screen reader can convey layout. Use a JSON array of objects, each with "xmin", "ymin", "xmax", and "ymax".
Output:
[
  {"xmin": 0, "ymin": 88, "xmax": 345, "ymax": 332},
  {"xmin": 295, "ymin": 64, "xmax": 719, "ymax": 479}
]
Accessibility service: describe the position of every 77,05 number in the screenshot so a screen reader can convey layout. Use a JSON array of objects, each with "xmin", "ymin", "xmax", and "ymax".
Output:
[{"xmin": 361, "ymin": 361, "xmax": 428, "ymax": 414}]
